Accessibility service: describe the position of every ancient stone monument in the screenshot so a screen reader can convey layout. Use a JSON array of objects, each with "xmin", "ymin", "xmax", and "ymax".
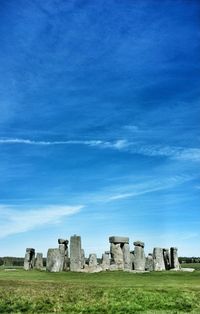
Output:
[
  {"xmin": 170, "ymin": 247, "xmax": 180, "ymax": 270},
  {"xmin": 153, "ymin": 247, "xmax": 166, "ymax": 271},
  {"xmin": 24, "ymin": 248, "xmax": 35, "ymax": 270},
  {"xmin": 145, "ymin": 253, "xmax": 153, "ymax": 271},
  {"xmin": 24, "ymin": 234, "xmax": 181, "ymax": 273},
  {"xmin": 58, "ymin": 238, "xmax": 69, "ymax": 271},
  {"xmin": 101, "ymin": 251, "xmax": 110, "ymax": 271},
  {"xmin": 163, "ymin": 248, "xmax": 170, "ymax": 270},
  {"xmin": 46, "ymin": 248, "xmax": 64, "ymax": 272},
  {"xmin": 109, "ymin": 236, "xmax": 129, "ymax": 270},
  {"xmin": 133, "ymin": 241, "xmax": 146, "ymax": 271},
  {"xmin": 70, "ymin": 235, "xmax": 82, "ymax": 271},
  {"xmin": 35, "ymin": 253, "xmax": 43, "ymax": 270}
]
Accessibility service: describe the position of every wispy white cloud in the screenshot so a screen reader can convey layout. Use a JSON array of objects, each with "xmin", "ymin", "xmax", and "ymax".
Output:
[
  {"xmin": 0, "ymin": 205, "xmax": 83, "ymax": 238},
  {"xmin": 0, "ymin": 137, "xmax": 199, "ymax": 162},
  {"xmin": 83, "ymin": 175, "xmax": 192, "ymax": 203}
]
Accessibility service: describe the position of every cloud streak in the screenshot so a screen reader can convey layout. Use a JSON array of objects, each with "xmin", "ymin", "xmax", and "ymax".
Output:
[
  {"xmin": 1, "ymin": 137, "xmax": 199, "ymax": 162},
  {"xmin": 0, "ymin": 205, "xmax": 83, "ymax": 238}
]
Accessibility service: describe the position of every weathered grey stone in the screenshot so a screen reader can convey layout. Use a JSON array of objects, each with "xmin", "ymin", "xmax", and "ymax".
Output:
[
  {"xmin": 133, "ymin": 241, "xmax": 144, "ymax": 248},
  {"xmin": 110, "ymin": 243, "xmax": 124, "ymax": 270},
  {"xmin": 153, "ymin": 248, "xmax": 165, "ymax": 271},
  {"xmin": 46, "ymin": 248, "xmax": 64, "ymax": 272},
  {"xmin": 70, "ymin": 235, "xmax": 82, "ymax": 271},
  {"xmin": 133, "ymin": 241, "xmax": 145, "ymax": 271},
  {"xmin": 130, "ymin": 251, "xmax": 135, "ymax": 269},
  {"xmin": 145, "ymin": 253, "xmax": 153, "ymax": 271},
  {"xmin": 89, "ymin": 254, "xmax": 98, "ymax": 267},
  {"xmin": 81, "ymin": 249, "xmax": 85, "ymax": 269},
  {"xmin": 58, "ymin": 239, "xmax": 69, "ymax": 271},
  {"xmin": 109, "ymin": 236, "xmax": 129, "ymax": 244},
  {"xmin": 101, "ymin": 253, "xmax": 110, "ymax": 270},
  {"xmin": 123, "ymin": 243, "xmax": 132, "ymax": 270},
  {"xmin": 170, "ymin": 247, "xmax": 180, "ymax": 270},
  {"xmin": 24, "ymin": 248, "xmax": 35, "ymax": 270},
  {"xmin": 163, "ymin": 248, "xmax": 170, "ymax": 270},
  {"xmin": 35, "ymin": 253, "xmax": 43, "ymax": 270},
  {"xmin": 58, "ymin": 238, "xmax": 69, "ymax": 245}
]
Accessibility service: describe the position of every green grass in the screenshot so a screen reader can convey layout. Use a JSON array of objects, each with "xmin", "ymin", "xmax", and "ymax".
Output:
[
  {"xmin": 181, "ymin": 263, "xmax": 200, "ymax": 270},
  {"xmin": 0, "ymin": 269, "xmax": 200, "ymax": 313}
]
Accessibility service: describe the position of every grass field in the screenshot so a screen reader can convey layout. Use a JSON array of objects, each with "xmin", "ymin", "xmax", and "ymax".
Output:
[{"xmin": 0, "ymin": 268, "xmax": 200, "ymax": 313}]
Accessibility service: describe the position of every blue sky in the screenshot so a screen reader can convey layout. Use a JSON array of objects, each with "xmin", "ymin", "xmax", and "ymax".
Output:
[{"xmin": 0, "ymin": 0, "xmax": 200, "ymax": 257}]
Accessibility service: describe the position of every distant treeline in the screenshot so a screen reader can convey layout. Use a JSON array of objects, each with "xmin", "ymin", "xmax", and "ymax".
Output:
[
  {"xmin": 0, "ymin": 257, "xmax": 47, "ymax": 267},
  {"xmin": 179, "ymin": 257, "xmax": 200, "ymax": 264}
]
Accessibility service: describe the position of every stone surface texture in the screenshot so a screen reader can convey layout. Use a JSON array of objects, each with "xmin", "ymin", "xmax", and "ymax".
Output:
[
  {"xmin": 123, "ymin": 243, "xmax": 132, "ymax": 270},
  {"xmin": 70, "ymin": 235, "xmax": 82, "ymax": 271},
  {"xmin": 24, "ymin": 248, "xmax": 35, "ymax": 270},
  {"xmin": 170, "ymin": 247, "xmax": 180, "ymax": 270},
  {"xmin": 35, "ymin": 253, "xmax": 43, "ymax": 270},
  {"xmin": 133, "ymin": 241, "xmax": 145, "ymax": 271},
  {"xmin": 46, "ymin": 248, "xmax": 64, "ymax": 272},
  {"xmin": 110, "ymin": 243, "xmax": 124, "ymax": 270},
  {"xmin": 109, "ymin": 236, "xmax": 129, "ymax": 244},
  {"xmin": 153, "ymin": 247, "xmax": 166, "ymax": 271}
]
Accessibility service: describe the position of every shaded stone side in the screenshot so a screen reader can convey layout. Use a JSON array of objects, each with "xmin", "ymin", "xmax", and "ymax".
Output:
[
  {"xmin": 24, "ymin": 248, "xmax": 35, "ymax": 270},
  {"xmin": 101, "ymin": 252, "xmax": 110, "ymax": 270},
  {"xmin": 81, "ymin": 249, "xmax": 85, "ymax": 269},
  {"xmin": 163, "ymin": 248, "xmax": 170, "ymax": 270},
  {"xmin": 35, "ymin": 253, "xmax": 43, "ymax": 270},
  {"xmin": 123, "ymin": 243, "xmax": 132, "ymax": 270},
  {"xmin": 170, "ymin": 247, "xmax": 180, "ymax": 270},
  {"xmin": 145, "ymin": 253, "xmax": 153, "ymax": 271}
]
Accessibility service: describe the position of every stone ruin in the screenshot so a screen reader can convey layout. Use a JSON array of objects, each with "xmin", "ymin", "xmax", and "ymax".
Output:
[
  {"xmin": 24, "ymin": 248, "xmax": 43, "ymax": 270},
  {"xmin": 24, "ymin": 235, "xmax": 181, "ymax": 272}
]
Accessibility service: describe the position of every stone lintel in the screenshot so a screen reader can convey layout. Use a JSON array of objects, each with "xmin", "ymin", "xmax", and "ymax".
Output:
[
  {"xmin": 26, "ymin": 248, "xmax": 35, "ymax": 253},
  {"xmin": 58, "ymin": 238, "xmax": 69, "ymax": 245},
  {"xmin": 109, "ymin": 236, "xmax": 129, "ymax": 244},
  {"xmin": 133, "ymin": 241, "xmax": 145, "ymax": 248}
]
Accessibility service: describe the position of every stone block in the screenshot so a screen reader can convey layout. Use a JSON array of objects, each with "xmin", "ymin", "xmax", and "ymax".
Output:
[
  {"xmin": 46, "ymin": 248, "xmax": 64, "ymax": 272},
  {"xmin": 109, "ymin": 236, "xmax": 129, "ymax": 244}
]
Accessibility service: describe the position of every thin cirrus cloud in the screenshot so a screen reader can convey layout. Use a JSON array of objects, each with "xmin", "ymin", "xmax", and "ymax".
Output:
[
  {"xmin": 0, "ymin": 205, "xmax": 83, "ymax": 239},
  {"xmin": 0, "ymin": 137, "xmax": 199, "ymax": 162}
]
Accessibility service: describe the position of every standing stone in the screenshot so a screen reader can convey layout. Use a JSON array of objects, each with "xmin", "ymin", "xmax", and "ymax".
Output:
[
  {"xmin": 123, "ymin": 243, "xmax": 132, "ymax": 270},
  {"xmin": 153, "ymin": 248, "xmax": 165, "ymax": 271},
  {"xmin": 170, "ymin": 247, "xmax": 180, "ymax": 270},
  {"xmin": 35, "ymin": 253, "xmax": 43, "ymax": 270},
  {"xmin": 109, "ymin": 236, "xmax": 129, "ymax": 271},
  {"xmin": 81, "ymin": 249, "xmax": 85, "ymax": 269},
  {"xmin": 89, "ymin": 254, "xmax": 98, "ymax": 268},
  {"xmin": 110, "ymin": 243, "xmax": 124, "ymax": 270},
  {"xmin": 145, "ymin": 253, "xmax": 153, "ymax": 271},
  {"xmin": 58, "ymin": 239, "xmax": 69, "ymax": 271},
  {"xmin": 24, "ymin": 248, "xmax": 35, "ymax": 270},
  {"xmin": 163, "ymin": 248, "xmax": 170, "ymax": 270},
  {"xmin": 133, "ymin": 241, "xmax": 145, "ymax": 271},
  {"xmin": 70, "ymin": 235, "xmax": 82, "ymax": 271},
  {"xmin": 46, "ymin": 248, "xmax": 64, "ymax": 272},
  {"xmin": 101, "ymin": 252, "xmax": 110, "ymax": 270}
]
